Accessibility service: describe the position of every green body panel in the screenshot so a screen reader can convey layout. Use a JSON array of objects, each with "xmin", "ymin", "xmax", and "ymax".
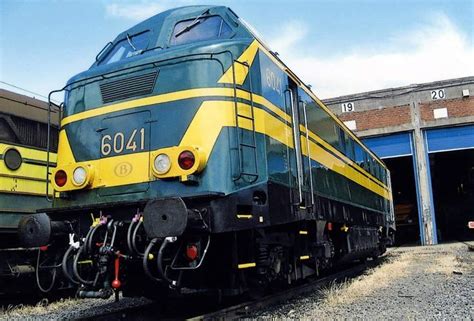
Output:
[{"xmin": 0, "ymin": 193, "xmax": 51, "ymax": 229}]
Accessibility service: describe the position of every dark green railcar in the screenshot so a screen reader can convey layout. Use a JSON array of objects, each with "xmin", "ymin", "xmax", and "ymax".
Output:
[{"xmin": 24, "ymin": 6, "xmax": 394, "ymax": 298}]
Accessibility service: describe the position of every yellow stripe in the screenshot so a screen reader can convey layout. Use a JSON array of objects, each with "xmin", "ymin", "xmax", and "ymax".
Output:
[
  {"xmin": 56, "ymin": 100, "xmax": 389, "ymax": 199},
  {"xmin": 299, "ymin": 230, "xmax": 308, "ymax": 235},
  {"xmin": 0, "ymin": 143, "xmax": 57, "ymax": 162},
  {"xmin": 301, "ymin": 135, "xmax": 390, "ymax": 200},
  {"xmin": 61, "ymin": 88, "xmax": 233, "ymax": 127},
  {"xmin": 57, "ymin": 129, "xmax": 76, "ymax": 166},
  {"xmin": 236, "ymin": 214, "xmax": 253, "ymax": 219},
  {"xmin": 254, "ymin": 41, "xmax": 385, "ymax": 167},
  {"xmin": 300, "ymin": 126, "xmax": 388, "ymax": 190},
  {"xmin": 0, "ymin": 176, "xmax": 50, "ymax": 196},
  {"xmin": 300, "ymin": 255, "xmax": 310, "ymax": 260},
  {"xmin": 179, "ymin": 101, "xmax": 294, "ymax": 152},
  {"xmin": 238, "ymin": 262, "xmax": 256, "ymax": 269},
  {"xmin": 0, "ymin": 144, "xmax": 56, "ymax": 195},
  {"xmin": 218, "ymin": 39, "xmax": 260, "ymax": 85},
  {"xmin": 60, "ymin": 87, "xmax": 292, "ymax": 127}
]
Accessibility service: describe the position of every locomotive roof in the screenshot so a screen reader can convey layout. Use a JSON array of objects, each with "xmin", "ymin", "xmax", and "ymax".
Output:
[
  {"xmin": 0, "ymin": 89, "xmax": 60, "ymax": 126},
  {"xmin": 104, "ymin": 5, "xmax": 239, "ymax": 56}
]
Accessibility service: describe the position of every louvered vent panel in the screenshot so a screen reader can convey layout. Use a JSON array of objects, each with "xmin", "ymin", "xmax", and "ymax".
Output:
[{"xmin": 100, "ymin": 71, "xmax": 158, "ymax": 104}]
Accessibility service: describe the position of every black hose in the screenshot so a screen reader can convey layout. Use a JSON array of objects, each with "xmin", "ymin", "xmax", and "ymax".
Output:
[
  {"xmin": 126, "ymin": 220, "xmax": 136, "ymax": 255},
  {"xmin": 35, "ymin": 249, "xmax": 57, "ymax": 293},
  {"xmin": 86, "ymin": 224, "xmax": 101, "ymax": 254},
  {"xmin": 61, "ymin": 245, "xmax": 79, "ymax": 284},
  {"xmin": 73, "ymin": 245, "xmax": 95, "ymax": 285},
  {"xmin": 132, "ymin": 220, "xmax": 145, "ymax": 256},
  {"xmin": 142, "ymin": 238, "xmax": 162, "ymax": 282},
  {"xmin": 157, "ymin": 238, "xmax": 173, "ymax": 284}
]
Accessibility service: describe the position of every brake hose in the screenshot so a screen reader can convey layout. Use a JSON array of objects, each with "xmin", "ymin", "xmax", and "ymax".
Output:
[
  {"xmin": 142, "ymin": 238, "xmax": 162, "ymax": 282},
  {"xmin": 36, "ymin": 249, "xmax": 57, "ymax": 293},
  {"xmin": 132, "ymin": 220, "xmax": 145, "ymax": 256},
  {"xmin": 61, "ymin": 245, "xmax": 79, "ymax": 284},
  {"xmin": 73, "ymin": 245, "xmax": 95, "ymax": 285}
]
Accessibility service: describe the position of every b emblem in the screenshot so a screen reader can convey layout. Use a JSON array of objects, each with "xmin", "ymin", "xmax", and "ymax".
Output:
[{"xmin": 114, "ymin": 162, "xmax": 132, "ymax": 177}]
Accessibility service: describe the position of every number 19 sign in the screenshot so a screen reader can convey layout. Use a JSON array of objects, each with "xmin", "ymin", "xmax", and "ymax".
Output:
[{"xmin": 341, "ymin": 102, "xmax": 355, "ymax": 113}]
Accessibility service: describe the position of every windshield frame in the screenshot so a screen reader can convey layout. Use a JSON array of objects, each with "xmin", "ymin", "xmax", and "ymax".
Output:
[
  {"xmin": 97, "ymin": 29, "xmax": 152, "ymax": 66},
  {"xmin": 168, "ymin": 14, "xmax": 234, "ymax": 47}
]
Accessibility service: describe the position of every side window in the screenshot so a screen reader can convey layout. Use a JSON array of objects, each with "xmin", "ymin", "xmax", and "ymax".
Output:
[
  {"xmin": 338, "ymin": 127, "xmax": 346, "ymax": 154},
  {"xmin": 170, "ymin": 16, "xmax": 232, "ymax": 46},
  {"xmin": 306, "ymin": 102, "xmax": 339, "ymax": 149},
  {"xmin": 363, "ymin": 152, "xmax": 370, "ymax": 172},
  {"xmin": 100, "ymin": 31, "xmax": 150, "ymax": 65},
  {"xmin": 354, "ymin": 143, "xmax": 364, "ymax": 165},
  {"xmin": 347, "ymin": 137, "xmax": 355, "ymax": 161}
]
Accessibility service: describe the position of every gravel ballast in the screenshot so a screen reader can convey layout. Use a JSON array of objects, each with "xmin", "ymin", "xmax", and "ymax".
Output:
[
  {"xmin": 1, "ymin": 242, "xmax": 473, "ymax": 320},
  {"xmin": 255, "ymin": 242, "xmax": 474, "ymax": 319}
]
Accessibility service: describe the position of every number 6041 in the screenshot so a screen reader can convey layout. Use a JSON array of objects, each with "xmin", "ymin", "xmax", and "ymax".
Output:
[{"xmin": 101, "ymin": 128, "xmax": 145, "ymax": 156}]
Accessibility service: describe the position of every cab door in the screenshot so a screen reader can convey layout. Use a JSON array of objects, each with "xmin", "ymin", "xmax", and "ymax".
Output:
[{"xmin": 285, "ymin": 80, "xmax": 312, "ymax": 209}]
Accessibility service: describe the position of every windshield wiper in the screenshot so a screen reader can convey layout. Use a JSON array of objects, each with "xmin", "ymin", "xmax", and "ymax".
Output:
[
  {"xmin": 174, "ymin": 9, "xmax": 210, "ymax": 38},
  {"xmin": 126, "ymin": 33, "xmax": 137, "ymax": 51}
]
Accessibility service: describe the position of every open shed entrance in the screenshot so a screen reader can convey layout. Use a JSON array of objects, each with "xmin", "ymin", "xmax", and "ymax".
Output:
[
  {"xmin": 429, "ymin": 149, "xmax": 474, "ymax": 242},
  {"xmin": 384, "ymin": 156, "xmax": 420, "ymax": 245},
  {"xmin": 363, "ymin": 132, "xmax": 421, "ymax": 245}
]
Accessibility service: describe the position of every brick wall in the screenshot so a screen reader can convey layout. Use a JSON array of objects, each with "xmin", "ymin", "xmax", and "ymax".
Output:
[
  {"xmin": 420, "ymin": 97, "xmax": 474, "ymax": 121},
  {"xmin": 338, "ymin": 104, "xmax": 411, "ymax": 131}
]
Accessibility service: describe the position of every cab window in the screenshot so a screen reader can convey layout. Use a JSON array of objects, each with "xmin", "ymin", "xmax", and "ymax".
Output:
[
  {"xmin": 170, "ymin": 16, "xmax": 232, "ymax": 46},
  {"xmin": 100, "ymin": 31, "xmax": 150, "ymax": 65}
]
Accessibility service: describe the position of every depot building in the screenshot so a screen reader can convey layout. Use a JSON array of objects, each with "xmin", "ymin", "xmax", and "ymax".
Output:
[{"xmin": 324, "ymin": 76, "xmax": 474, "ymax": 245}]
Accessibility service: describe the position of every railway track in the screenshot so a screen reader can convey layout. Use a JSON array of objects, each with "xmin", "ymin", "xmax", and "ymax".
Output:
[{"xmin": 79, "ymin": 257, "xmax": 384, "ymax": 320}]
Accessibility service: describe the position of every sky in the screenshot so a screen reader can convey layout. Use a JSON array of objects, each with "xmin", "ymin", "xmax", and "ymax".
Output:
[{"xmin": 1, "ymin": 0, "xmax": 473, "ymax": 100}]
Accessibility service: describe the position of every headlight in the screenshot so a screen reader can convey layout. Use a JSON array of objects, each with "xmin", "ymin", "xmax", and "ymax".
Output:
[
  {"xmin": 154, "ymin": 153, "xmax": 171, "ymax": 174},
  {"xmin": 72, "ymin": 166, "xmax": 87, "ymax": 186}
]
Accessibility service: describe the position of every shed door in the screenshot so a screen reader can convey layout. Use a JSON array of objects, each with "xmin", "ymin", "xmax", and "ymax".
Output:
[
  {"xmin": 425, "ymin": 125, "xmax": 474, "ymax": 153},
  {"xmin": 363, "ymin": 132, "xmax": 413, "ymax": 159}
]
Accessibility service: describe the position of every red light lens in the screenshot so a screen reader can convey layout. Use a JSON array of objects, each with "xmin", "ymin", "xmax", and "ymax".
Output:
[
  {"xmin": 55, "ymin": 170, "xmax": 67, "ymax": 187},
  {"xmin": 178, "ymin": 151, "xmax": 195, "ymax": 170},
  {"xmin": 186, "ymin": 244, "xmax": 199, "ymax": 261}
]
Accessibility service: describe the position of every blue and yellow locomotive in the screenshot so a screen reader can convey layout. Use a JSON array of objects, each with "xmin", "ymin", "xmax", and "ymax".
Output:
[{"xmin": 24, "ymin": 6, "xmax": 395, "ymax": 298}]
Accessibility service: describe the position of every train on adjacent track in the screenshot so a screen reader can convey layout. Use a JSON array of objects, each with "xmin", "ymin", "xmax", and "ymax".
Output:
[
  {"xmin": 19, "ymin": 5, "xmax": 395, "ymax": 299},
  {"xmin": 0, "ymin": 89, "xmax": 61, "ymax": 295}
]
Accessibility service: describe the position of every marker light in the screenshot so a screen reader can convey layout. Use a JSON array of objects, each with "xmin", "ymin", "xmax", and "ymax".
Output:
[
  {"xmin": 72, "ymin": 166, "xmax": 87, "ymax": 186},
  {"xmin": 154, "ymin": 153, "xmax": 171, "ymax": 174},
  {"xmin": 178, "ymin": 151, "xmax": 195, "ymax": 170},
  {"xmin": 186, "ymin": 244, "xmax": 199, "ymax": 261},
  {"xmin": 55, "ymin": 170, "xmax": 67, "ymax": 187}
]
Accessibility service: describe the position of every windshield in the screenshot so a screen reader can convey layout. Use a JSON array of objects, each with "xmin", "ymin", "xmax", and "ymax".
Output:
[
  {"xmin": 170, "ymin": 16, "xmax": 232, "ymax": 46},
  {"xmin": 99, "ymin": 31, "xmax": 150, "ymax": 65}
]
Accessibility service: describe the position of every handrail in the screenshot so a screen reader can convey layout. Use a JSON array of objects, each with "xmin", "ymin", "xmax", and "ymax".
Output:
[{"xmin": 46, "ymin": 91, "xmax": 62, "ymax": 202}]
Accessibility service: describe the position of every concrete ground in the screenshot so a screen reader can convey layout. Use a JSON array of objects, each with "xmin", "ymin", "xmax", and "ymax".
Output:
[{"xmin": 255, "ymin": 242, "xmax": 474, "ymax": 319}]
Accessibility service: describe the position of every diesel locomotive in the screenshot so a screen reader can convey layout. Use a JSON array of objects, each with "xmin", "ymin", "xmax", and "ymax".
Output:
[
  {"xmin": 0, "ymin": 89, "xmax": 60, "ymax": 295},
  {"xmin": 21, "ymin": 6, "xmax": 395, "ymax": 299}
]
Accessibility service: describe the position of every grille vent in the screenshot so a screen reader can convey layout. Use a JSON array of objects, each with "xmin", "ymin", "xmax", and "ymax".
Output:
[{"xmin": 100, "ymin": 71, "xmax": 158, "ymax": 104}]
